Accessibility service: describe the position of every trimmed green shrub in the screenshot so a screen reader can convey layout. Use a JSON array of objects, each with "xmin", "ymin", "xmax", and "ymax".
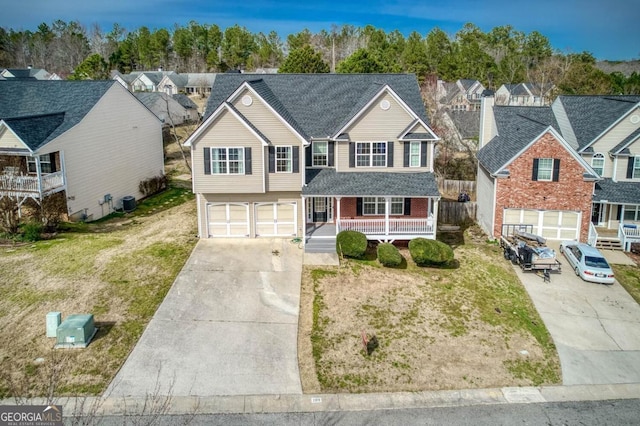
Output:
[
  {"xmin": 21, "ymin": 221, "xmax": 43, "ymax": 242},
  {"xmin": 377, "ymin": 243, "xmax": 403, "ymax": 267},
  {"xmin": 409, "ymin": 238, "xmax": 454, "ymax": 266},
  {"xmin": 336, "ymin": 230, "xmax": 367, "ymax": 259}
]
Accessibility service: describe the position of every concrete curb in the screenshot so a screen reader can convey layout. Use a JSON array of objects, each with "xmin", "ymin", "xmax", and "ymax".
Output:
[{"xmin": 3, "ymin": 383, "xmax": 639, "ymax": 417}]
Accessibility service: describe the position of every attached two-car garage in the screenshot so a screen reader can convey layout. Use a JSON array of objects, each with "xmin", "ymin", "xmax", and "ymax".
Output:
[
  {"xmin": 503, "ymin": 208, "xmax": 581, "ymax": 240},
  {"xmin": 206, "ymin": 201, "xmax": 297, "ymax": 238}
]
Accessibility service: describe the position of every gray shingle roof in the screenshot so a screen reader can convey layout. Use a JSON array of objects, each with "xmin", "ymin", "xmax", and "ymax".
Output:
[
  {"xmin": 447, "ymin": 111, "xmax": 480, "ymax": 139},
  {"xmin": 204, "ymin": 74, "xmax": 429, "ymax": 141},
  {"xmin": 0, "ymin": 80, "xmax": 114, "ymax": 150},
  {"xmin": 303, "ymin": 168, "xmax": 439, "ymax": 197},
  {"xmin": 172, "ymin": 94, "xmax": 198, "ymax": 109},
  {"xmin": 594, "ymin": 178, "xmax": 640, "ymax": 204},
  {"xmin": 477, "ymin": 106, "xmax": 559, "ymax": 174},
  {"xmin": 611, "ymin": 127, "xmax": 640, "ymax": 154},
  {"xmin": 557, "ymin": 95, "xmax": 640, "ymax": 151}
]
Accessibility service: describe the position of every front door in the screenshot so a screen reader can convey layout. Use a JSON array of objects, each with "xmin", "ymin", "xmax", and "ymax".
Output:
[
  {"xmin": 591, "ymin": 203, "xmax": 607, "ymax": 225},
  {"xmin": 307, "ymin": 197, "xmax": 333, "ymax": 223}
]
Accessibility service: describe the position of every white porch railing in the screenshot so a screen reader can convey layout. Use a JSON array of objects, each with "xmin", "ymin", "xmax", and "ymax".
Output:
[
  {"xmin": 338, "ymin": 218, "xmax": 435, "ymax": 238},
  {"xmin": 0, "ymin": 171, "xmax": 64, "ymax": 195},
  {"xmin": 620, "ymin": 222, "xmax": 640, "ymax": 252}
]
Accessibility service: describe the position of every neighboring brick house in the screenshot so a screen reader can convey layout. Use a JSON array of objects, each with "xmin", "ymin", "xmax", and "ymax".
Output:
[
  {"xmin": 0, "ymin": 80, "xmax": 163, "ymax": 221},
  {"xmin": 184, "ymin": 74, "xmax": 441, "ymax": 252},
  {"xmin": 477, "ymin": 95, "xmax": 640, "ymax": 250}
]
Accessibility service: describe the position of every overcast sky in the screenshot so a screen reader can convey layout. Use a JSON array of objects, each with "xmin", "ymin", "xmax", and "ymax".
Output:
[{"xmin": 1, "ymin": 0, "xmax": 637, "ymax": 60}]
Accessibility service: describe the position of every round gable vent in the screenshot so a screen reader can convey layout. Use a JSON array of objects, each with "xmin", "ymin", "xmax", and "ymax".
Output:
[
  {"xmin": 380, "ymin": 100, "xmax": 391, "ymax": 110},
  {"xmin": 241, "ymin": 95, "xmax": 253, "ymax": 106},
  {"xmin": 630, "ymin": 114, "xmax": 640, "ymax": 124}
]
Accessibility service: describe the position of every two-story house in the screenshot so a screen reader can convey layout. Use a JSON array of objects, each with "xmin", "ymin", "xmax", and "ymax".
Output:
[
  {"xmin": 437, "ymin": 79, "xmax": 486, "ymax": 112},
  {"xmin": 0, "ymin": 80, "xmax": 163, "ymax": 221},
  {"xmin": 477, "ymin": 94, "xmax": 640, "ymax": 251},
  {"xmin": 495, "ymin": 83, "xmax": 555, "ymax": 107},
  {"xmin": 185, "ymin": 74, "xmax": 441, "ymax": 251}
]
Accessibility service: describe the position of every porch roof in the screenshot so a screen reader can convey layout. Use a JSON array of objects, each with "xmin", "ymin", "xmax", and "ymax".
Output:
[
  {"xmin": 594, "ymin": 178, "xmax": 640, "ymax": 204},
  {"xmin": 303, "ymin": 168, "xmax": 440, "ymax": 197}
]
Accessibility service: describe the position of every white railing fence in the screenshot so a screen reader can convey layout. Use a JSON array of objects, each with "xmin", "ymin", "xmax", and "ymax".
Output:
[
  {"xmin": 0, "ymin": 171, "xmax": 64, "ymax": 194},
  {"xmin": 338, "ymin": 218, "xmax": 435, "ymax": 236},
  {"xmin": 620, "ymin": 222, "xmax": 640, "ymax": 252}
]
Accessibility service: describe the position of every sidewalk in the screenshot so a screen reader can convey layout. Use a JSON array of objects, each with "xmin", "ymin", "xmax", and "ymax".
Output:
[{"xmin": 4, "ymin": 383, "xmax": 639, "ymax": 417}]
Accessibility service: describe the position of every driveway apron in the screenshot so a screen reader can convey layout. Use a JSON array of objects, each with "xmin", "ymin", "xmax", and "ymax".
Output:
[
  {"xmin": 513, "ymin": 245, "xmax": 640, "ymax": 385},
  {"xmin": 107, "ymin": 238, "xmax": 303, "ymax": 396}
]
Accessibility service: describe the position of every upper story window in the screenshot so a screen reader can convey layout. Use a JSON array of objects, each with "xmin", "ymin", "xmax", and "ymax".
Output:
[
  {"xmin": 356, "ymin": 142, "xmax": 386, "ymax": 167},
  {"xmin": 633, "ymin": 156, "xmax": 640, "ymax": 179},
  {"xmin": 409, "ymin": 141, "xmax": 421, "ymax": 167},
  {"xmin": 591, "ymin": 153, "xmax": 605, "ymax": 176},
  {"xmin": 27, "ymin": 154, "xmax": 53, "ymax": 174},
  {"xmin": 532, "ymin": 158, "xmax": 560, "ymax": 182},
  {"xmin": 276, "ymin": 146, "xmax": 292, "ymax": 173},
  {"xmin": 212, "ymin": 147, "xmax": 244, "ymax": 174},
  {"xmin": 312, "ymin": 141, "xmax": 328, "ymax": 166}
]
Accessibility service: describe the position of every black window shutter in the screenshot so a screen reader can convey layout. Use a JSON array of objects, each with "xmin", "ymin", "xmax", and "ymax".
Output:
[
  {"xmin": 421, "ymin": 141, "xmax": 428, "ymax": 167},
  {"xmin": 552, "ymin": 159, "xmax": 560, "ymax": 182},
  {"xmin": 387, "ymin": 141, "xmax": 394, "ymax": 167},
  {"xmin": 349, "ymin": 142, "xmax": 355, "ymax": 168},
  {"xmin": 204, "ymin": 147, "xmax": 211, "ymax": 175},
  {"xmin": 268, "ymin": 146, "xmax": 275, "ymax": 173},
  {"xmin": 627, "ymin": 157, "xmax": 635, "ymax": 179},
  {"xmin": 616, "ymin": 205, "xmax": 622, "ymax": 221},
  {"xmin": 404, "ymin": 198, "xmax": 411, "ymax": 216},
  {"xmin": 306, "ymin": 145, "xmax": 312, "ymax": 167},
  {"xmin": 293, "ymin": 146, "xmax": 299, "ymax": 173},
  {"xmin": 403, "ymin": 142, "xmax": 410, "ymax": 167},
  {"xmin": 328, "ymin": 141, "xmax": 335, "ymax": 167},
  {"xmin": 49, "ymin": 153, "xmax": 57, "ymax": 172},
  {"xmin": 532, "ymin": 158, "xmax": 539, "ymax": 181},
  {"xmin": 245, "ymin": 147, "xmax": 252, "ymax": 175},
  {"xmin": 356, "ymin": 197, "xmax": 363, "ymax": 216}
]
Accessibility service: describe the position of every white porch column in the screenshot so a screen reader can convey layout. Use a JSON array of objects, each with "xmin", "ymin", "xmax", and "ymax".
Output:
[
  {"xmin": 301, "ymin": 195, "xmax": 306, "ymax": 238},
  {"xmin": 432, "ymin": 198, "xmax": 439, "ymax": 238},
  {"xmin": 336, "ymin": 197, "xmax": 342, "ymax": 235},
  {"xmin": 35, "ymin": 155, "xmax": 43, "ymax": 196},
  {"xmin": 384, "ymin": 196, "xmax": 390, "ymax": 236}
]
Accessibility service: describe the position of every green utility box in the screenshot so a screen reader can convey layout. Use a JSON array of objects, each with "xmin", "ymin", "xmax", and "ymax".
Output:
[{"xmin": 55, "ymin": 314, "xmax": 97, "ymax": 349}]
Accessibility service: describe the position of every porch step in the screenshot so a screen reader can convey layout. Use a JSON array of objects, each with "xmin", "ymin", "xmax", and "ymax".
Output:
[
  {"xmin": 305, "ymin": 238, "xmax": 337, "ymax": 254},
  {"xmin": 596, "ymin": 237, "xmax": 623, "ymax": 251}
]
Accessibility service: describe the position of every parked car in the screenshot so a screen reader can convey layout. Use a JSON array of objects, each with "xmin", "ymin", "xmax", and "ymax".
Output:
[{"xmin": 559, "ymin": 242, "xmax": 615, "ymax": 284}]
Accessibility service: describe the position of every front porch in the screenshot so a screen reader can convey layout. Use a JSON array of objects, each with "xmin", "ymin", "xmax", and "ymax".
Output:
[
  {"xmin": 589, "ymin": 222, "xmax": 640, "ymax": 252},
  {"xmin": 0, "ymin": 152, "xmax": 66, "ymax": 209}
]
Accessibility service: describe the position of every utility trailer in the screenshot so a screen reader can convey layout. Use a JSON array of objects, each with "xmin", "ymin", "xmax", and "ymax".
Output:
[{"xmin": 500, "ymin": 224, "xmax": 561, "ymax": 277}]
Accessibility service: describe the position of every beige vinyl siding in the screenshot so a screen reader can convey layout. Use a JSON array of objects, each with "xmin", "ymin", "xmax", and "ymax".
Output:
[
  {"xmin": 42, "ymin": 84, "xmax": 163, "ymax": 220},
  {"xmin": 335, "ymin": 93, "xmax": 429, "ymax": 173},
  {"xmin": 0, "ymin": 126, "xmax": 26, "ymax": 149},
  {"xmin": 590, "ymin": 108, "xmax": 640, "ymax": 180},
  {"xmin": 191, "ymin": 109, "xmax": 265, "ymax": 194},
  {"xmin": 407, "ymin": 122, "xmax": 431, "ymax": 135},
  {"xmin": 476, "ymin": 165, "xmax": 496, "ymax": 237},
  {"xmin": 615, "ymin": 138, "xmax": 640, "ymax": 181},
  {"xmin": 198, "ymin": 191, "xmax": 303, "ymax": 238},
  {"xmin": 232, "ymin": 89, "xmax": 304, "ymax": 191}
]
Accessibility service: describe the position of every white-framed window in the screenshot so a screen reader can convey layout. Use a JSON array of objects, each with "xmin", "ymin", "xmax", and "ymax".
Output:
[
  {"xmin": 362, "ymin": 197, "xmax": 404, "ymax": 215},
  {"xmin": 634, "ymin": 156, "xmax": 640, "ymax": 179},
  {"xmin": 591, "ymin": 153, "xmax": 605, "ymax": 176},
  {"xmin": 276, "ymin": 146, "xmax": 292, "ymax": 173},
  {"xmin": 623, "ymin": 205, "xmax": 640, "ymax": 222},
  {"xmin": 26, "ymin": 155, "xmax": 52, "ymax": 174},
  {"xmin": 537, "ymin": 158, "xmax": 553, "ymax": 181},
  {"xmin": 211, "ymin": 147, "xmax": 244, "ymax": 174},
  {"xmin": 312, "ymin": 141, "xmax": 328, "ymax": 166},
  {"xmin": 410, "ymin": 141, "xmax": 421, "ymax": 167},
  {"xmin": 356, "ymin": 142, "xmax": 386, "ymax": 167}
]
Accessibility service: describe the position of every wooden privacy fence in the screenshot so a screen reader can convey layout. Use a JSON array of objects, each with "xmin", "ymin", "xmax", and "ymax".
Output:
[
  {"xmin": 438, "ymin": 200, "xmax": 477, "ymax": 225},
  {"xmin": 438, "ymin": 179, "xmax": 476, "ymax": 197}
]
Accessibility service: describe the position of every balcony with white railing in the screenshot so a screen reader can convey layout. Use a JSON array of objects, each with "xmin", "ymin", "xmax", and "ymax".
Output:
[
  {"xmin": 620, "ymin": 222, "xmax": 640, "ymax": 252},
  {"xmin": 338, "ymin": 217, "xmax": 436, "ymax": 240},
  {"xmin": 0, "ymin": 171, "xmax": 65, "ymax": 198}
]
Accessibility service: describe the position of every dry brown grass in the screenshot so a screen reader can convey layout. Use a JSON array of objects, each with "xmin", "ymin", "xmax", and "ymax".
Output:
[{"xmin": 298, "ymin": 230, "xmax": 561, "ymax": 393}]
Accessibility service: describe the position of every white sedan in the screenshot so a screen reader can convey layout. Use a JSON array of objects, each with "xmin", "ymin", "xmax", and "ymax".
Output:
[{"xmin": 559, "ymin": 242, "xmax": 615, "ymax": 284}]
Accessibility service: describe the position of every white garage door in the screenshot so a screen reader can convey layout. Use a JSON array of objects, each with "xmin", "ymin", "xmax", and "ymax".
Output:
[
  {"xmin": 504, "ymin": 208, "xmax": 580, "ymax": 240},
  {"xmin": 207, "ymin": 203, "xmax": 250, "ymax": 237},
  {"xmin": 255, "ymin": 202, "xmax": 297, "ymax": 237}
]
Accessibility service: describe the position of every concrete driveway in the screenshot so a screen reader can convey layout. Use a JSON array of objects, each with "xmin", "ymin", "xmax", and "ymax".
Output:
[
  {"xmin": 514, "ymin": 245, "xmax": 640, "ymax": 385},
  {"xmin": 107, "ymin": 238, "xmax": 303, "ymax": 397}
]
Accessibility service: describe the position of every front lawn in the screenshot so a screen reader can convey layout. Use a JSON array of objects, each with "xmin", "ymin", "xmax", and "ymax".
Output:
[
  {"xmin": 0, "ymin": 188, "xmax": 197, "ymax": 398},
  {"xmin": 298, "ymin": 228, "xmax": 561, "ymax": 393}
]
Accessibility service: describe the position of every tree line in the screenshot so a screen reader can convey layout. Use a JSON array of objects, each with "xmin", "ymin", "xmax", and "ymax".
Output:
[{"xmin": 1, "ymin": 20, "xmax": 639, "ymax": 94}]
